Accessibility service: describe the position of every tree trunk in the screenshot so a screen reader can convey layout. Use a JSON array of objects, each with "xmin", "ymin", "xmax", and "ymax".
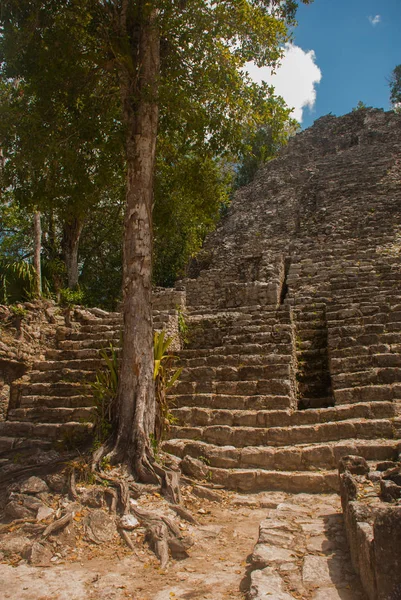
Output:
[
  {"xmin": 62, "ymin": 217, "xmax": 84, "ymax": 289},
  {"xmin": 33, "ymin": 211, "xmax": 42, "ymax": 297},
  {"xmin": 110, "ymin": 2, "xmax": 160, "ymax": 481}
]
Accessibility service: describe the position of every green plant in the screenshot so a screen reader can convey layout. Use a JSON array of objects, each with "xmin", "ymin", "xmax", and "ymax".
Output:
[
  {"xmin": 153, "ymin": 330, "xmax": 182, "ymax": 445},
  {"xmin": 0, "ymin": 259, "xmax": 36, "ymax": 304},
  {"xmin": 91, "ymin": 343, "xmax": 119, "ymax": 445},
  {"xmin": 177, "ymin": 307, "xmax": 189, "ymax": 345},
  {"xmin": 9, "ymin": 304, "xmax": 27, "ymax": 318},
  {"xmin": 59, "ymin": 287, "xmax": 85, "ymax": 307}
]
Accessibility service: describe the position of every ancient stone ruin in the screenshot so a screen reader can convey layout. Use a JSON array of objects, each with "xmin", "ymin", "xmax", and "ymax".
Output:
[
  {"xmin": 1, "ymin": 108, "xmax": 401, "ymax": 489},
  {"xmin": 0, "ymin": 108, "xmax": 401, "ymax": 598}
]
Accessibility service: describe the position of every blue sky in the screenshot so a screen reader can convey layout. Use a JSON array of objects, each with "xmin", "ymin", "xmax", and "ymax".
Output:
[
  {"xmin": 295, "ymin": 0, "xmax": 401, "ymax": 128},
  {"xmin": 247, "ymin": 0, "xmax": 401, "ymax": 128}
]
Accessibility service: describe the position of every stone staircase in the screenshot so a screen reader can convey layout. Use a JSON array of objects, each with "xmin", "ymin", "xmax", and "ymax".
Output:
[
  {"xmin": 1, "ymin": 109, "xmax": 401, "ymax": 494},
  {"xmin": 163, "ymin": 301, "xmax": 401, "ymax": 493},
  {"xmin": 0, "ymin": 292, "xmax": 183, "ymax": 456}
]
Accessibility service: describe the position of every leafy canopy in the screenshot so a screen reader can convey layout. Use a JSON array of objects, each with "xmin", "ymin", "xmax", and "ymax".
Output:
[{"xmin": 389, "ymin": 64, "xmax": 401, "ymax": 109}]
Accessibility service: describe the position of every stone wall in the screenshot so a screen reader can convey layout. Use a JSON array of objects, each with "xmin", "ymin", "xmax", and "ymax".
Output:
[
  {"xmin": 181, "ymin": 109, "xmax": 401, "ymax": 311},
  {"xmin": 339, "ymin": 455, "xmax": 401, "ymax": 600},
  {"xmin": 0, "ymin": 301, "xmax": 63, "ymax": 421}
]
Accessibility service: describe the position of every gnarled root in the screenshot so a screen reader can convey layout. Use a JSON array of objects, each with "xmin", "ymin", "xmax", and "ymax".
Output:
[{"xmin": 132, "ymin": 506, "xmax": 193, "ymax": 567}]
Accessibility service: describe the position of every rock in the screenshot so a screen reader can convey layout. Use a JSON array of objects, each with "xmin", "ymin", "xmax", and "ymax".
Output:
[
  {"xmin": 78, "ymin": 486, "xmax": 105, "ymax": 508},
  {"xmin": 0, "ymin": 535, "xmax": 32, "ymax": 556},
  {"xmin": 376, "ymin": 461, "xmax": 399, "ymax": 472},
  {"xmin": 382, "ymin": 467, "xmax": 401, "ymax": 487},
  {"xmin": 85, "ymin": 509, "xmax": 117, "ymax": 544},
  {"xmin": 249, "ymin": 566, "xmax": 295, "ymax": 600},
  {"xmin": 36, "ymin": 505, "xmax": 55, "ymax": 521},
  {"xmin": 252, "ymin": 543, "xmax": 296, "ymax": 567},
  {"xmin": 119, "ymin": 514, "xmax": 139, "ymax": 531},
  {"xmin": 46, "ymin": 473, "xmax": 67, "ymax": 493},
  {"xmin": 380, "ymin": 479, "xmax": 401, "ymax": 502},
  {"xmin": 181, "ymin": 456, "xmax": 209, "ymax": 480},
  {"xmin": 367, "ymin": 471, "xmax": 382, "ymax": 483},
  {"xmin": 339, "ymin": 455, "xmax": 370, "ymax": 476},
  {"xmin": 4, "ymin": 500, "xmax": 35, "ymax": 520},
  {"xmin": 191, "ymin": 485, "xmax": 222, "ymax": 502},
  {"xmin": 22, "ymin": 495, "xmax": 44, "ymax": 512},
  {"xmin": 303, "ymin": 556, "xmax": 345, "ymax": 587},
  {"xmin": 339, "ymin": 472, "xmax": 358, "ymax": 507},
  {"xmin": 28, "ymin": 542, "xmax": 53, "ymax": 566},
  {"xmin": 20, "ymin": 476, "xmax": 49, "ymax": 494}
]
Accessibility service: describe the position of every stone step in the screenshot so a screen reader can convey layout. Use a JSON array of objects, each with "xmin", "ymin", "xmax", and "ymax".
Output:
[
  {"xmin": 330, "ymin": 332, "xmax": 401, "ymax": 350},
  {"xmin": 8, "ymin": 406, "xmax": 96, "ymax": 423},
  {"xmin": 179, "ymin": 364, "xmax": 292, "ymax": 383},
  {"xmin": 182, "ymin": 460, "xmax": 340, "ymax": 493},
  {"xmin": 0, "ymin": 420, "xmax": 93, "ymax": 440},
  {"xmin": 221, "ymin": 330, "xmax": 293, "ymax": 345},
  {"xmin": 171, "ymin": 401, "xmax": 396, "ymax": 429},
  {"xmin": 332, "ymin": 367, "xmax": 401, "ymax": 389},
  {"xmin": 169, "ymin": 417, "xmax": 395, "ymax": 448},
  {"xmin": 79, "ymin": 323, "xmax": 121, "ymax": 333},
  {"xmin": 58, "ymin": 337, "xmax": 120, "ymax": 351},
  {"xmin": 46, "ymin": 348, "xmax": 104, "ymax": 361},
  {"xmin": 329, "ymin": 343, "xmax": 398, "ymax": 359},
  {"xmin": 163, "ymin": 438, "xmax": 400, "ymax": 473},
  {"xmin": 0, "ymin": 436, "xmax": 53, "ymax": 455},
  {"xmin": 170, "ymin": 377, "xmax": 293, "ymax": 397},
  {"xmin": 329, "ymin": 323, "xmax": 401, "ymax": 337},
  {"xmin": 179, "ymin": 353, "xmax": 291, "ymax": 368},
  {"xmin": 19, "ymin": 394, "xmax": 95, "ymax": 409},
  {"xmin": 187, "ymin": 305, "xmax": 291, "ymax": 318},
  {"xmin": 179, "ymin": 342, "xmax": 294, "ymax": 358},
  {"xmin": 33, "ymin": 358, "xmax": 105, "ymax": 372},
  {"xmin": 68, "ymin": 330, "xmax": 121, "ymax": 342},
  {"xmin": 330, "ymin": 353, "xmax": 401, "ymax": 373},
  {"xmin": 170, "ymin": 393, "xmax": 294, "ymax": 411},
  {"xmin": 18, "ymin": 382, "xmax": 91, "ymax": 397},
  {"xmin": 29, "ymin": 369, "xmax": 97, "ymax": 384},
  {"xmin": 334, "ymin": 385, "xmax": 401, "ymax": 404}
]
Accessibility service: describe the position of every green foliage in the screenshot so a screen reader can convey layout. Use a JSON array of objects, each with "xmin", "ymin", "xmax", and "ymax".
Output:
[
  {"xmin": 153, "ymin": 330, "xmax": 182, "ymax": 444},
  {"xmin": 59, "ymin": 287, "xmax": 85, "ymax": 308},
  {"xmin": 389, "ymin": 65, "xmax": 401, "ymax": 109},
  {"xmin": 0, "ymin": 258, "xmax": 36, "ymax": 303},
  {"xmin": 0, "ymin": 0, "xmax": 312, "ymax": 300},
  {"xmin": 177, "ymin": 308, "xmax": 189, "ymax": 346},
  {"xmin": 352, "ymin": 101, "xmax": 368, "ymax": 111},
  {"xmin": 235, "ymin": 120, "xmax": 298, "ymax": 188},
  {"xmin": 91, "ymin": 344, "xmax": 119, "ymax": 445}
]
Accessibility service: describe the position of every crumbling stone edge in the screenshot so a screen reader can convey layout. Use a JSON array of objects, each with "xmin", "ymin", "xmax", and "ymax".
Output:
[{"xmin": 339, "ymin": 453, "xmax": 401, "ymax": 600}]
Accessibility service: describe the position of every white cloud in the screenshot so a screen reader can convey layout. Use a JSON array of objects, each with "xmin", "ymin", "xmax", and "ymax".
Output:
[
  {"xmin": 368, "ymin": 15, "xmax": 381, "ymax": 26},
  {"xmin": 245, "ymin": 44, "xmax": 322, "ymax": 123}
]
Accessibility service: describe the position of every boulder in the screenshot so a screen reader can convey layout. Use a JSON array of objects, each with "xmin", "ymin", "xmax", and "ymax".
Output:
[
  {"xmin": 85, "ymin": 509, "xmax": 117, "ymax": 544},
  {"xmin": 0, "ymin": 535, "xmax": 32, "ymax": 556},
  {"xmin": 20, "ymin": 476, "xmax": 49, "ymax": 495},
  {"xmin": 28, "ymin": 542, "xmax": 53, "ymax": 566},
  {"xmin": 339, "ymin": 455, "xmax": 369, "ymax": 476}
]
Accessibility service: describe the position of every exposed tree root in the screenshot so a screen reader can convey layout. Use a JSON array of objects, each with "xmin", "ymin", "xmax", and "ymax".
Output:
[
  {"xmin": 42, "ymin": 512, "xmax": 73, "ymax": 540},
  {"xmin": 0, "ymin": 519, "xmax": 37, "ymax": 535},
  {"xmin": 168, "ymin": 504, "xmax": 198, "ymax": 525},
  {"xmin": 68, "ymin": 469, "xmax": 78, "ymax": 500}
]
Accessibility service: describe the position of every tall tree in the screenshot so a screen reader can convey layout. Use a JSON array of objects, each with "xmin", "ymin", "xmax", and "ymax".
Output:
[
  {"xmin": 95, "ymin": 0, "xmax": 311, "ymax": 479},
  {"xmin": 1, "ymin": 0, "xmax": 311, "ymax": 481}
]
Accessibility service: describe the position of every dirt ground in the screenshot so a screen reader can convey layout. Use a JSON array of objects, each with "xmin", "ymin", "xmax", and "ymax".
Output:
[{"xmin": 0, "ymin": 486, "xmax": 279, "ymax": 600}]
